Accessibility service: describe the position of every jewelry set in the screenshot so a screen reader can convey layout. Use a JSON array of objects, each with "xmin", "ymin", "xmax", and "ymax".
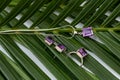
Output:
[{"xmin": 44, "ymin": 26, "xmax": 93, "ymax": 66}]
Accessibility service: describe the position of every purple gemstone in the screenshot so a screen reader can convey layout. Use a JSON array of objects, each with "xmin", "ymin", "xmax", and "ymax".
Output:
[
  {"xmin": 55, "ymin": 44, "xmax": 66, "ymax": 53},
  {"xmin": 78, "ymin": 48, "xmax": 87, "ymax": 57},
  {"xmin": 45, "ymin": 36, "xmax": 54, "ymax": 45},
  {"xmin": 82, "ymin": 27, "xmax": 93, "ymax": 37}
]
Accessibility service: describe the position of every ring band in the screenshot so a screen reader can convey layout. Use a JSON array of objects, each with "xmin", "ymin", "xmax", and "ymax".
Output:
[{"xmin": 69, "ymin": 51, "xmax": 84, "ymax": 66}]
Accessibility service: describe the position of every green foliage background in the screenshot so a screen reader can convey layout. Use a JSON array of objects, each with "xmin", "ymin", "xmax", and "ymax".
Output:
[{"xmin": 0, "ymin": 0, "xmax": 120, "ymax": 80}]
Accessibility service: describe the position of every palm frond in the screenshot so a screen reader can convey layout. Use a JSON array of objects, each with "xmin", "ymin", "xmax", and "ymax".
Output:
[{"xmin": 0, "ymin": 0, "xmax": 120, "ymax": 80}]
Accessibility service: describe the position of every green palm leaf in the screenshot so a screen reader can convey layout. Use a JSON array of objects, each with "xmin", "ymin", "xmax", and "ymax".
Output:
[{"xmin": 0, "ymin": 0, "xmax": 120, "ymax": 80}]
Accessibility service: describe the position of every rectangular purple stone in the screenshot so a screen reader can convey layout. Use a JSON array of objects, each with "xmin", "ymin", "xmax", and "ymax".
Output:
[
  {"xmin": 78, "ymin": 48, "xmax": 87, "ymax": 57},
  {"xmin": 55, "ymin": 44, "xmax": 66, "ymax": 53},
  {"xmin": 46, "ymin": 36, "xmax": 54, "ymax": 43},
  {"xmin": 45, "ymin": 36, "xmax": 54, "ymax": 45},
  {"xmin": 82, "ymin": 27, "xmax": 93, "ymax": 37}
]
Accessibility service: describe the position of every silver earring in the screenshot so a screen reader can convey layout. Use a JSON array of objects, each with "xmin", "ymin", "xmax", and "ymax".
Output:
[
  {"xmin": 45, "ymin": 36, "xmax": 55, "ymax": 45},
  {"xmin": 55, "ymin": 44, "xmax": 66, "ymax": 53}
]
